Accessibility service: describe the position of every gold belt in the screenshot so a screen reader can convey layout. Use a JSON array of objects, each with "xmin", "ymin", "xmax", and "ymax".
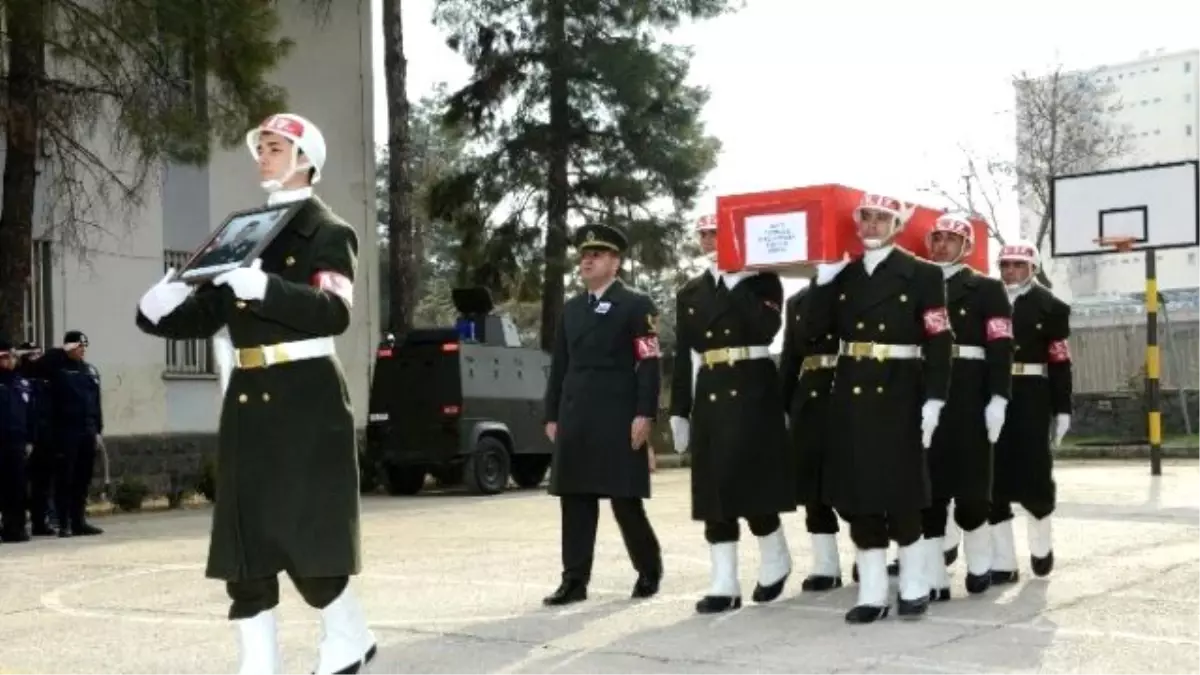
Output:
[
  {"xmin": 235, "ymin": 345, "xmax": 293, "ymax": 369},
  {"xmin": 1012, "ymin": 362, "xmax": 1047, "ymax": 377},
  {"xmin": 701, "ymin": 346, "xmax": 768, "ymax": 367},
  {"xmin": 801, "ymin": 354, "xmax": 838, "ymax": 371},
  {"xmin": 838, "ymin": 341, "xmax": 922, "ymax": 360}
]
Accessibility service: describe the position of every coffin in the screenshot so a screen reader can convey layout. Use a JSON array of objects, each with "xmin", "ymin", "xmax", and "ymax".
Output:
[{"xmin": 715, "ymin": 184, "xmax": 990, "ymax": 276}]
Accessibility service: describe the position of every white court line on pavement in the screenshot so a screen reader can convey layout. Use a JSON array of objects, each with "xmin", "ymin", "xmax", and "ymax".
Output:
[
  {"xmin": 37, "ymin": 561, "xmax": 1199, "ymax": 649},
  {"xmin": 36, "ymin": 563, "xmax": 702, "ymax": 630}
]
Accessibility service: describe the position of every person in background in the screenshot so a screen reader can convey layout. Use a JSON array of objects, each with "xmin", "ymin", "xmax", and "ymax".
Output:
[
  {"xmin": 0, "ymin": 337, "xmax": 36, "ymax": 542},
  {"xmin": 17, "ymin": 342, "xmax": 57, "ymax": 536},
  {"xmin": 43, "ymin": 330, "xmax": 105, "ymax": 538}
]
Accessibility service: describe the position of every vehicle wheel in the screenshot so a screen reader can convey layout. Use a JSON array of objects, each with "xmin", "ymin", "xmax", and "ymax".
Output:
[
  {"xmin": 465, "ymin": 437, "xmax": 511, "ymax": 495},
  {"xmin": 510, "ymin": 455, "xmax": 551, "ymax": 489},
  {"xmin": 384, "ymin": 465, "xmax": 427, "ymax": 496}
]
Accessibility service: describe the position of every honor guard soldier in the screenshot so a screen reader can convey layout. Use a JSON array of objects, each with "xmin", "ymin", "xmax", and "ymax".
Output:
[
  {"xmin": 990, "ymin": 240, "xmax": 1071, "ymax": 583},
  {"xmin": 921, "ymin": 214, "xmax": 1014, "ymax": 600},
  {"xmin": 0, "ymin": 338, "xmax": 35, "ymax": 542},
  {"xmin": 801, "ymin": 193, "xmax": 953, "ymax": 623},
  {"xmin": 135, "ymin": 113, "xmax": 376, "ymax": 675},
  {"xmin": 669, "ymin": 214, "xmax": 796, "ymax": 615},
  {"xmin": 542, "ymin": 222, "xmax": 665, "ymax": 607},
  {"xmin": 778, "ymin": 285, "xmax": 845, "ymax": 592},
  {"xmin": 17, "ymin": 342, "xmax": 56, "ymax": 536}
]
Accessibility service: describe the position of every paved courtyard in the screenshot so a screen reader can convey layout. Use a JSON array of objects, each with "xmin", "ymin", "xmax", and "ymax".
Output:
[{"xmin": 0, "ymin": 460, "xmax": 1196, "ymax": 674}]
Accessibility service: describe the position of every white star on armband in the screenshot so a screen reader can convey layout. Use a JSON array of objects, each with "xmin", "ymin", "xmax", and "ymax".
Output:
[{"xmin": 311, "ymin": 270, "xmax": 354, "ymax": 307}]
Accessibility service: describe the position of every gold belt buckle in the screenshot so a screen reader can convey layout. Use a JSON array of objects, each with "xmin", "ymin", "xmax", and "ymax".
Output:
[
  {"xmin": 703, "ymin": 349, "xmax": 730, "ymax": 367},
  {"xmin": 1013, "ymin": 363, "xmax": 1028, "ymax": 375},
  {"xmin": 845, "ymin": 342, "xmax": 873, "ymax": 358},
  {"xmin": 237, "ymin": 344, "xmax": 291, "ymax": 369}
]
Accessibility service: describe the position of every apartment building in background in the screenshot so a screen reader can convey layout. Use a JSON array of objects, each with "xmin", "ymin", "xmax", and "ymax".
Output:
[
  {"xmin": 1020, "ymin": 48, "xmax": 1200, "ymax": 301},
  {"xmin": 13, "ymin": 0, "xmax": 379, "ymax": 445}
]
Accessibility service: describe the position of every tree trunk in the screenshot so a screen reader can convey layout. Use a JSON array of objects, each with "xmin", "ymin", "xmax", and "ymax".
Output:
[
  {"xmin": 383, "ymin": 0, "xmax": 416, "ymax": 337},
  {"xmin": 0, "ymin": 0, "xmax": 47, "ymax": 342},
  {"xmin": 539, "ymin": 0, "xmax": 569, "ymax": 351}
]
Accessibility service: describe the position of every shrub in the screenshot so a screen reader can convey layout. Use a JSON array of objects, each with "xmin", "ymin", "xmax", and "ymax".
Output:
[{"xmin": 113, "ymin": 479, "xmax": 151, "ymax": 512}]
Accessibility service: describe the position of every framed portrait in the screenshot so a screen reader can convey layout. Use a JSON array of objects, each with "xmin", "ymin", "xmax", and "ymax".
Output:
[{"xmin": 174, "ymin": 200, "xmax": 308, "ymax": 284}]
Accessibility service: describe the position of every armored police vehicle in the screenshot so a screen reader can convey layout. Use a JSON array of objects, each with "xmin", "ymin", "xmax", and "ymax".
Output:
[{"xmin": 365, "ymin": 287, "xmax": 555, "ymax": 496}]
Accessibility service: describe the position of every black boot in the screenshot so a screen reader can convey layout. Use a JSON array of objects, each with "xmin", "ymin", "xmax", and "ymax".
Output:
[{"xmin": 543, "ymin": 579, "xmax": 587, "ymax": 606}]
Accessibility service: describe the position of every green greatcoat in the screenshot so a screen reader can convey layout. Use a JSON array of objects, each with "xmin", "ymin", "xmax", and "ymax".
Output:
[{"xmin": 135, "ymin": 196, "xmax": 362, "ymax": 583}]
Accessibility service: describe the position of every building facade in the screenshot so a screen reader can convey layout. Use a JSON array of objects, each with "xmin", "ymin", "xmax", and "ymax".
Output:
[
  {"xmin": 1022, "ymin": 49, "xmax": 1200, "ymax": 300},
  {"xmin": 16, "ymin": 0, "xmax": 378, "ymax": 474}
]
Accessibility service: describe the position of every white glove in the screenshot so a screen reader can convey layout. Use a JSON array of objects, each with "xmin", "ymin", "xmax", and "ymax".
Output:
[
  {"xmin": 815, "ymin": 255, "xmax": 850, "ymax": 286},
  {"xmin": 138, "ymin": 268, "xmax": 192, "ymax": 325},
  {"xmin": 784, "ymin": 413, "xmax": 790, "ymax": 430},
  {"xmin": 1053, "ymin": 413, "xmax": 1070, "ymax": 447},
  {"xmin": 921, "ymin": 399, "xmax": 945, "ymax": 449},
  {"xmin": 213, "ymin": 259, "xmax": 268, "ymax": 301},
  {"xmin": 984, "ymin": 395, "xmax": 1008, "ymax": 444},
  {"xmin": 669, "ymin": 416, "xmax": 690, "ymax": 454}
]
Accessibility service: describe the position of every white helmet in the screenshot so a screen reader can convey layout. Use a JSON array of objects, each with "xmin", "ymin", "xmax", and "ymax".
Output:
[
  {"xmin": 997, "ymin": 239, "xmax": 1040, "ymax": 268},
  {"xmin": 853, "ymin": 193, "xmax": 917, "ymax": 249},
  {"xmin": 925, "ymin": 212, "xmax": 976, "ymax": 266},
  {"xmin": 695, "ymin": 214, "xmax": 717, "ymax": 232},
  {"xmin": 997, "ymin": 238, "xmax": 1040, "ymax": 292},
  {"xmin": 245, "ymin": 113, "xmax": 327, "ymax": 192}
]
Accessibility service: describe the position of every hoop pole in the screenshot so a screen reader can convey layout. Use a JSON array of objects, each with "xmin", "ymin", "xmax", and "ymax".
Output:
[{"xmin": 1145, "ymin": 251, "xmax": 1163, "ymax": 476}]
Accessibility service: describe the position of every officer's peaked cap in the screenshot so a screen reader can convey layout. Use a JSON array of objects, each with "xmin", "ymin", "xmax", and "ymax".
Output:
[
  {"xmin": 575, "ymin": 223, "xmax": 629, "ymax": 254},
  {"xmin": 63, "ymin": 330, "xmax": 89, "ymax": 346}
]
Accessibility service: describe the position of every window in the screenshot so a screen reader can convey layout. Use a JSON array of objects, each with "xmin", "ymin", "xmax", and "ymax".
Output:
[
  {"xmin": 1185, "ymin": 61, "xmax": 1191, "ymax": 73},
  {"xmin": 22, "ymin": 239, "xmax": 54, "ymax": 347},
  {"xmin": 1188, "ymin": 125, "xmax": 1194, "ymax": 137},
  {"xmin": 163, "ymin": 250, "xmax": 214, "ymax": 375}
]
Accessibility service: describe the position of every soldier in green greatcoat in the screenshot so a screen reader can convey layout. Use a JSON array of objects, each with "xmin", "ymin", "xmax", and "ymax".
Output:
[{"xmin": 134, "ymin": 113, "xmax": 375, "ymax": 675}]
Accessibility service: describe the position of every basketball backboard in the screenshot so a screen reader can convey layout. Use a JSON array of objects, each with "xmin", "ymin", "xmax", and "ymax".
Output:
[{"xmin": 1049, "ymin": 160, "xmax": 1199, "ymax": 257}]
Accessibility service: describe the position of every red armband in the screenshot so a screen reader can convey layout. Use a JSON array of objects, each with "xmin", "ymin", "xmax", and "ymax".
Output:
[
  {"xmin": 311, "ymin": 270, "xmax": 354, "ymax": 306},
  {"xmin": 985, "ymin": 317, "xmax": 1013, "ymax": 341},
  {"xmin": 634, "ymin": 335, "xmax": 661, "ymax": 360},
  {"xmin": 1048, "ymin": 339, "xmax": 1071, "ymax": 363},
  {"xmin": 922, "ymin": 307, "xmax": 951, "ymax": 336}
]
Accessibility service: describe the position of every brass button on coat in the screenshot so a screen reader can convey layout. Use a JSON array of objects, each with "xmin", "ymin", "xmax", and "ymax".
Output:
[
  {"xmin": 262, "ymin": 393, "xmax": 271, "ymax": 402},
  {"xmin": 238, "ymin": 393, "xmax": 248, "ymax": 403},
  {"xmin": 236, "ymin": 301, "xmax": 247, "ymax": 309}
]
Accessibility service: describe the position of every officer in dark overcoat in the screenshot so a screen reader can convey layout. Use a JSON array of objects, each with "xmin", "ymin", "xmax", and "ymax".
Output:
[
  {"xmin": 0, "ymin": 338, "xmax": 35, "ymax": 542},
  {"xmin": 40, "ymin": 331, "xmax": 104, "ymax": 538},
  {"xmin": 778, "ymin": 284, "xmax": 846, "ymax": 592},
  {"xmin": 668, "ymin": 215, "xmax": 796, "ymax": 615},
  {"xmin": 542, "ymin": 222, "xmax": 664, "ymax": 608},
  {"xmin": 920, "ymin": 214, "xmax": 1013, "ymax": 601},
  {"xmin": 801, "ymin": 193, "xmax": 953, "ymax": 624},
  {"xmin": 990, "ymin": 240, "xmax": 1071, "ymax": 584},
  {"xmin": 17, "ymin": 343, "xmax": 56, "ymax": 536},
  {"xmin": 135, "ymin": 113, "xmax": 375, "ymax": 675}
]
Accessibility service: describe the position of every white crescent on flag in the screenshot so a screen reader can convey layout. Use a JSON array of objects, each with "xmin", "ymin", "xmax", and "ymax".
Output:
[{"xmin": 312, "ymin": 270, "xmax": 354, "ymax": 307}]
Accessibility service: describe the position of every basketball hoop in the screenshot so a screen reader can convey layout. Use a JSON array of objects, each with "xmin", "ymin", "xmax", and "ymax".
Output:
[{"xmin": 1093, "ymin": 236, "xmax": 1138, "ymax": 252}]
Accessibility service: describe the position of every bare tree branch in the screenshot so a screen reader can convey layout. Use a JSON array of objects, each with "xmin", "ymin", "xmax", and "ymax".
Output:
[{"xmin": 928, "ymin": 61, "xmax": 1132, "ymax": 286}]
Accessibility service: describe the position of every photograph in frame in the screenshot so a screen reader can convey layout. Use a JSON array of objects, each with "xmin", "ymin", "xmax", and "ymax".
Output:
[{"xmin": 175, "ymin": 200, "xmax": 307, "ymax": 284}]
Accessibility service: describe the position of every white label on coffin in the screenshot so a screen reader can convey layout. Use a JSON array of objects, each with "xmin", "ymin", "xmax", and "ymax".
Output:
[{"xmin": 744, "ymin": 211, "xmax": 808, "ymax": 267}]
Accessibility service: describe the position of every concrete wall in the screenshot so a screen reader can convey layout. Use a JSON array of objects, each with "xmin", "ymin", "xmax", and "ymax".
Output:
[{"xmin": 29, "ymin": 0, "xmax": 378, "ymax": 490}]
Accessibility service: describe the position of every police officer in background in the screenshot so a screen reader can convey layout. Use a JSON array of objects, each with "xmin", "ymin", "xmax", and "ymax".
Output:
[
  {"xmin": 17, "ymin": 342, "xmax": 57, "ymax": 536},
  {"xmin": 44, "ymin": 330, "xmax": 105, "ymax": 537},
  {"xmin": 778, "ymin": 284, "xmax": 846, "ymax": 592},
  {"xmin": 542, "ymin": 223, "xmax": 664, "ymax": 607},
  {"xmin": 920, "ymin": 214, "xmax": 1014, "ymax": 600},
  {"xmin": 669, "ymin": 215, "xmax": 796, "ymax": 615},
  {"xmin": 1, "ymin": 338, "xmax": 36, "ymax": 542},
  {"xmin": 990, "ymin": 240, "xmax": 1071, "ymax": 583},
  {"xmin": 801, "ymin": 193, "xmax": 954, "ymax": 624}
]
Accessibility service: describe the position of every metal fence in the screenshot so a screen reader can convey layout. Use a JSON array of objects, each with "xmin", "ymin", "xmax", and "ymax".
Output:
[
  {"xmin": 1070, "ymin": 289, "xmax": 1199, "ymax": 394},
  {"xmin": 163, "ymin": 250, "xmax": 214, "ymax": 375}
]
